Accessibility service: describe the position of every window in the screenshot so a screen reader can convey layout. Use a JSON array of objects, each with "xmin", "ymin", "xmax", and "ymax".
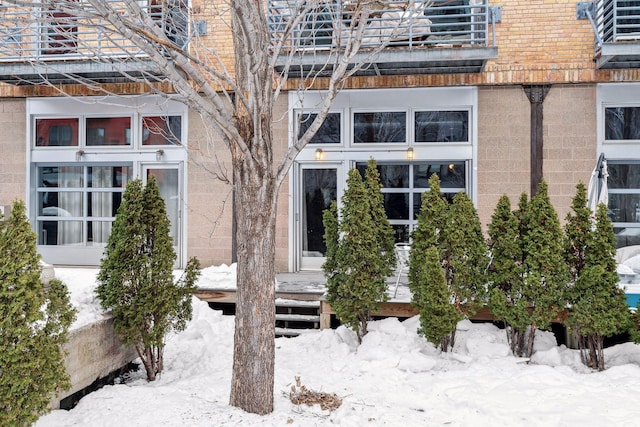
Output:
[
  {"xmin": 29, "ymin": 96, "xmax": 188, "ymax": 266},
  {"xmin": 86, "ymin": 117, "xmax": 131, "ymax": 146},
  {"xmin": 297, "ymin": 112, "xmax": 341, "ymax": 144},
  {"xmin": 608, "ymin": 162, "xmax": 640, "ymax": 247},
  {"xmin": 292, "ymin": 87, "xmax": 477, "ymax": 269},
  {"xmin": 37, "ymin": 165, "xmax": 132, "ymax": 247},
  {"xmin": 142, "ymin": 116, "xmax": 182, "ymax": 145},
  {"xmin": 35, "ymin": 118, "xmax": 79, "ymax": 147},
  {"xmin": 605, "ymin": 107, "xmax": 640, "ymax": 141},
  {"xmin": 43, "ymin": 7, "xmax": 78, "ymax": 54},
  {"xmin": 415, "ymin": 110, "xmax": 469, "ymax": 143},
  {"xmin": 150, "ymin": 0, "xmax": 189, "ymax": 49},
  {"xmin": 298, "ymin": 5, "xmax": 334, "ymax": 47},
  {"xmin": 353, "ymin": 111, "xmax": 406, "ymax": 143},
  {"xmin": 356, "ymin": 161, "xmax": 467, "ymax": 242},
  {"xmin": 598, "ymin": 84, "xmax": 640, "ymax": 249}
]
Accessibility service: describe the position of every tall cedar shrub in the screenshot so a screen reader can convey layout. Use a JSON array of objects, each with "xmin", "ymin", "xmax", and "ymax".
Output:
[
  {"xmin": 566, "ymin": 198, "xmax": 631, "ymax": 370},
  {"xmin": 520, "ymin": 181, "xmax": 570, "ymax": 357},
  {"xmin": 411, "ymin": 246, "xmax": 461, "ymax": 349},
  {"xmin": 445, "ymin": 191, "xmax": 488, "ymax": 316},
  {"xmin": 409, "ymin": 174, "xmax": 487, "ymax": 351},
  {"xmin": 96, "ymin": 177, "xmax": 201, "ymax": 381},
  {"xmin": 409, "ymin": 174, "xmax": 448, "ymax": 303},
  {"xmin": 0, "ymin": 200, "xmax": 75, "ymax": 426},
  {"xmin": 323, "ymin": 159, "xmax": 396, "ymax": 342},
  {"xmin": 563, "ymin": 182, "xmax": 593, "ymax": 284},
  {"xmin": 487, "ymin": 194, "xmax": 529, "ymax": 356}
]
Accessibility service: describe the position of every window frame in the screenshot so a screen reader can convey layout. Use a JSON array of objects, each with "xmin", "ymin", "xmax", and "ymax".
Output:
[
  {"xmin": 413, "ymin": 109, "xmax": 471, "ymax": 144},
  {"xmin": 351, "ymin": 109, "xmax": 408, "ymax": 145},
  {"xmin": 295, "ymin": 111, "xmax": 343, "ymax": 146},
  {"xmin": 597, "ymin": 83, "xmax": 640, "ymax": 248},
  {"xmin": 27, "ymin": 96, "xmax": 189, "ymax": 267}
]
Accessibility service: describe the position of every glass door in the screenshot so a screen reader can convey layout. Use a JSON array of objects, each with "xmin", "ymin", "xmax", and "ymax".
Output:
[
  {"xmin": 297, "ymin": 164, "xmax": 340, "ymax": 270},
  {"xmin": 143, "ymin": 164, "xmax": 183, "ymax": 266}
]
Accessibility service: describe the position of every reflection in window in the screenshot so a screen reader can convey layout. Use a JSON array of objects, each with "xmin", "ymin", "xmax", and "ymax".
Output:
[
  {"xmin": 43, "ymin": 8, "xmax": 78, "ymax": 54},
  {"xmin": 414, "ymin": 162, "xmax": 466, "ymax": 189},
  {"xmin": 356, "ymin": 163, "xmax": 409, "ymax": 188},
  {"xmin": 86, "ymin": 117, "xmax": 131, "ymax": 146},
  {"xmin": 302, "ymin": 168, "xmax": 337, "ymax": 257},
  {"xmin": 37, "ymin": 165, "xmax": 132, "ymax": 246},
  {"xmin": 354, "ymin": 112, "xmax": 406, "ymax": 143},
  {"xmin": 608, "ymin": 162, "xmax": 640, "ymax": 248},
  {"xmin": 415, "ymin": 111, "xmax": 469, "ymax": 143},
  {"xmin": 142, "ymin": 116, "xmax": 182, "ymax": 145},
  {"xmin": 355, "ymin": 161, "xmax": 467, "ymax": 242},
  {"xmin": 151, "ymin": 0, "xmax": 190, "ymax": 49},
  {"xmin": 605, "ymin": 107, "xmax": 640, "ymax": 140},
  {"xmin": 297, "ymin": 113, "xmax": 341, "ymax": 144},
  {"xmin": 35, "ymin": 118, "xmax": 79, "ymax": 147},
  {"xmin": 298, "ymin": 5, "xmax": 334, "ymax": 46}
]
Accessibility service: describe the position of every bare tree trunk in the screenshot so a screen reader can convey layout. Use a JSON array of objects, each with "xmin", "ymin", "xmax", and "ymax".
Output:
[
  {"xmin": 440, "ymin": 329, "xmax": 456, "ymax": 352},
  {"xmin": 525, "ymin": 325, "xmax": 537, "ymax": 358},
  {"xmin": 595, "ymin": 335, "xmax": 605, "ymax": 371},
  {"xmin": 229, "ymin": 153, "xmax": 277, "ymax": 414},
  {"xmin": 585, "ymin": 334, "xmax": 605, "ymax": 371},
  {"xmin": 137, "ymin": 345, "xmax": 157, "ymax": 381},
  {"xmin": 507, "ymin": 326, "xmax": 526, "ymax": 357}
]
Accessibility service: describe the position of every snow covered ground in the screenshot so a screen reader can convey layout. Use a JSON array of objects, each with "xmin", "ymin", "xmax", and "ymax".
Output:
[{"xmin": 34, "ymin": 265, "xmax": 640, "ymax": 426}]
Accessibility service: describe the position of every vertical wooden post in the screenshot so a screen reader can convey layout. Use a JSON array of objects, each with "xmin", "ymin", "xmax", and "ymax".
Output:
[
  {"xmin": 523, "ymin": 85, "xmax": 551, "ymax": 196},
  {"xmin": 319, "ymin": 300, "xmax": 333, "ymax": 329}
]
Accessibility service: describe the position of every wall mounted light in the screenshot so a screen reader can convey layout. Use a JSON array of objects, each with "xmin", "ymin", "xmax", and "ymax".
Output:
[
  {"xmin": 406, "ymin": 147, "xmax": 414, "ymax": 161},
  {"xmin": 75, "ymin": 150, "xmax": 84, "ymax": 161},
  {"xmin": 315, "ymin": 148, "xmax": 323, "ymax": 161},
  {"xmin": 156, "ymin": 149, "xmax": 164, "ymax": 161}
]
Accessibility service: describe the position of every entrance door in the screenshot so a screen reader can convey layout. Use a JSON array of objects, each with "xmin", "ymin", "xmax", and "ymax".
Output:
[
  {"xmin": 143, "ymin": 164, "xmax": 183, "ymax": 266},
  {"xmin": 298, "ymin": 165, "xmax": 339, "ymax": 270}
]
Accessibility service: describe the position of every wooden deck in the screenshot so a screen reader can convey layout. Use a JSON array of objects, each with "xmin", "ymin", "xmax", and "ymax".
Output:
[{"xmin": 194, "ymin": 287, "xmax": 499, "ymax": 330}]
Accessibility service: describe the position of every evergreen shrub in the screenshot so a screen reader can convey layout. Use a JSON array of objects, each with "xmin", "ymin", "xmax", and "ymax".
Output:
[
  {"xmin": 0, "ymin": 200, "xmax": 76, "ymax": 426},
  {"xmin": 96, "ymin": 177, "xmax": 200, "ymax": 381}
]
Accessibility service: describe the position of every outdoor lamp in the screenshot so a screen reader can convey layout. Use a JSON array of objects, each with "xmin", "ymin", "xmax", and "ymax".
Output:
[
  {"xmin": 315, "ymin": 148, "xmax": 323, "ymax": 161},
  {"xmin": 406, "ymin": 147, "xmax": 414, "ymax": 161}
]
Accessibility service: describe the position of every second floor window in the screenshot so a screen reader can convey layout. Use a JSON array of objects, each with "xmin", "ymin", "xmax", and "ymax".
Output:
[{"xmin": 43, "ymin": 7, "xmax": 77, "ymax": 54}]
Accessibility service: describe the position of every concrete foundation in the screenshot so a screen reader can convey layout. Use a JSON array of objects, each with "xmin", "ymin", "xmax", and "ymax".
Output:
[{"xmin": 50, "ymin": 315, "xmax": 137, "ymax": 409}]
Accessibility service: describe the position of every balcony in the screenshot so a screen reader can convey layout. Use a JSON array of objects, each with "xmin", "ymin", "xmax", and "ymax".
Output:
[
  {"xmin": 0, "ymin": 2, "xmax": 189, "ymax": 85},
  {"xmin": 269, "ymin": 0, "xmax": 499, "ymax": 77},
  {"xmin": 583, "ymin": 0, "xmax": 640, "ymax": 68}
]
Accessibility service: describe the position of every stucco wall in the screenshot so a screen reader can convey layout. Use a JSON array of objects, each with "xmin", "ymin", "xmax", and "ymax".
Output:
[
  {"xmin": 0, "ymin": 98, "xmax": 26, "ymax": 209},
  {"xmin": 477, "ymin": 86, "xmax": 530, "ymax": 230},
  {"xmin": 543, "ymin": 84, "xmax": 597, "ymax": 222},
  {"xmin": 186, "ymin": 95, "xmax": 290, "ymax": 271},
  {"xmin": 477, "ymin": 84, "xmax": 597, "ymax": 231}
]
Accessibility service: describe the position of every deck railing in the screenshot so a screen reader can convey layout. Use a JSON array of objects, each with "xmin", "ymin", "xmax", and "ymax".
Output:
[
  {"xmin": 268, "ymin": 0, "xmax": 493, "ymax": 51},
  {"xmin": 594, "ymin": 0, "xmax": 640, "ymax": 46},
  {"xmin": 0, "ymin": 1, "xmax": 189, "ymax": 62}
]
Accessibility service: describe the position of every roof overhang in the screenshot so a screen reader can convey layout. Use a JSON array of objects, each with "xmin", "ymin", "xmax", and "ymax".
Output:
[
  {"xmin": 596, "ymin": 42, "xmax": 640, "ymax": 69},
  {"xmin": 274, "ymin": 46, "xmax": 498, "ymax": 78},
  {"xmin": 0, "ymin": 59, "xmax": 164, "ymax": 85}
]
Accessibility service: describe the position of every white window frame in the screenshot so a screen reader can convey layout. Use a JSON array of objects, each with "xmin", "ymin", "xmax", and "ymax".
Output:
[
  {"xmin": 287, "ymin": 87, "xmax": 478, "ymax": 271},
  {"xmin": 597, "ymin": 83, "xmax": 640, "ymax": 248},
  {"xmin": 26, "ymin": 95, "xmax": 189, "ymax": 267}
]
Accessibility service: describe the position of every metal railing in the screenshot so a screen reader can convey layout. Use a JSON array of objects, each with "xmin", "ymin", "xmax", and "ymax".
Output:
[
  {"xmin": 268, "ymin": 0, "xmax": 492, "ymax": 51},
  {"xmin": 0, "ymin": 1, "xmax": 189, "ymax": 62},
  {"xmin": 594, "ymin": 0, "xmax": 640, "ymax": 46}
]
